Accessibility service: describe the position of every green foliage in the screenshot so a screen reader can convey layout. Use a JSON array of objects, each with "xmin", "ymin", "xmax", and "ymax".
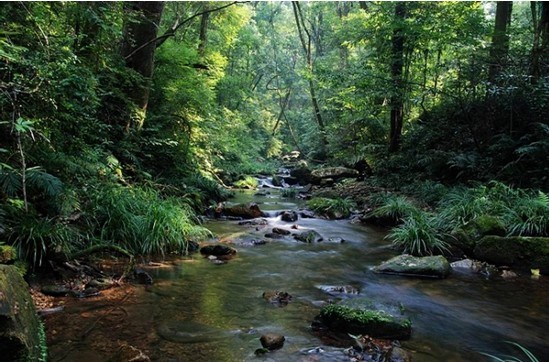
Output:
[
  {"xmin": 387, "ymin": 211, "xmax": 450, "ymax": 256},
  {"xmin": 505, "ymin": 191, "xmax": 549, "ymax": 237},
  {"xmin": 38, "ymin": 320, "xmax": 48, "ymax": 362},
  {"xmin": 480, "ymin": 342, "xmax": 539, "ymax": 362},
  {"xmin": 234, "ymin": 176, "xmax": 259, "ymax": 189},
  {"xmin": 307, "ymin": 197, "xmax": 356, "ymax": 219},
  {"xmin": 5, "ymin": 210, "xmax": 83, "ymax": 267},
  {"xmin": 88, "ymin": 185, "xmax": 210, "ymax": 256}
]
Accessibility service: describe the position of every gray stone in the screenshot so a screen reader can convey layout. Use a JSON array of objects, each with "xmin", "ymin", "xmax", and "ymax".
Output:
[
  {"xmin": 373, "ymin": 254, "xmax": 451, "ymax": 278},
  {"xmin": 294, "ymin": 230, "xmax": 323, "ymax": 243}
]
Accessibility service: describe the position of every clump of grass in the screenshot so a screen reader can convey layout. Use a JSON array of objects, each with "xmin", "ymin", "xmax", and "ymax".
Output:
[
  {"xmin": 307, "ymin": 197, "xmax": 356, "ymax": 219},
  {"xmin": 504, "ymin": 191, "xmax": 548, "ymax": 237},
  {"xmin": 387, "ymin": 210, "xmax": 450, "ymax": 256},
  {"xmin": 370, "ymin": 194, "xmax": 421, "ymax": 222},
  {"xmin": 89, "ymin": 185, "xmax": 210, "ymax": 256},
  {"xmin": 5, "ymin": 210, "xmax": 83, "ymax": 267}
]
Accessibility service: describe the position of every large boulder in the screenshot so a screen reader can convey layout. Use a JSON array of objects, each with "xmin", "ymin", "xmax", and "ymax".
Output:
[
  {"xmin": 450, "ymin": 215, "xmax": 506, "ymax": 255},
  {"xmin": 473, "ymin": 236, "xmax": 549, "ymax": 275},
  {"xmin": 314, "ymin": 297, "xmax": 411, "ymax": 340},
  {"xmin": 0, "ymin": 265, "xmax": 44, "ymax": 361},
  {"xmin": 221, "ymin": 203, "xmax": 264, "ymax": 219},
  {"xmin": 310, "ymin": 167, "xmax": 359, "ymax": 185},
  {"xmin": 290, "ymin": 162, "xmax": 312, "ymax": 185},
  {"xmin": 373, "ymin": 254, "xmax": 451, "ymax": 278}
]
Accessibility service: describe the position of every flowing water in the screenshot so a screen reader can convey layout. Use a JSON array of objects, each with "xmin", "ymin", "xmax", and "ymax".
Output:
[{"xmin": 45, "ymin": 185, "xmax": 549, "ymax": 362}]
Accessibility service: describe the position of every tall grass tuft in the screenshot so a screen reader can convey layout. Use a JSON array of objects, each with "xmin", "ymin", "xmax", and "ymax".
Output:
[
  {"xmin": 387, "ymin": 211, "xmax": 450, "ymax": 256},
  {"xmin": 370, "ymin": 194, "xmax": 421, "ymax": 222},
  {"xmin": 6, "ymin": 210, "xmax": 83, "ymax": 267},
  {"xmin": 89, "ymin": 185, "xmax": 210, "ymax": 256},
  {"xmin": 505, "ymin": 191, "xmax": 549, "ymax": 236}
]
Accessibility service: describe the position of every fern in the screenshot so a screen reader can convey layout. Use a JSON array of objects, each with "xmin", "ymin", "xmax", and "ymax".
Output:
[{"xmin": 26, "ymin": 167, "xmax": 63, "ymax": 197}]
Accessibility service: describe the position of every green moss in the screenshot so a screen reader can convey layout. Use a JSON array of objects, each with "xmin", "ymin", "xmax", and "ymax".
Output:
[
  {"xmin": 451, "ymin": 215, "xmax": 506, "ymax": 254},
  {"xmin": 0, "ymin": 244, "xmax": 17, "ymax": 264},
  {"xmin": 318, "ymin": 302, "xmax": 412, "ymax": 339},
  {"xmin": 474, "ymin": 236, "xmax": 549, "ymax": 274}
]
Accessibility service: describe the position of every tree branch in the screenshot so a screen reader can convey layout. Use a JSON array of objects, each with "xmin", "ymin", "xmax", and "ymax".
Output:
[{"xmin": 124, "ymin": 1, "xmax": 244, "ymax": 60}]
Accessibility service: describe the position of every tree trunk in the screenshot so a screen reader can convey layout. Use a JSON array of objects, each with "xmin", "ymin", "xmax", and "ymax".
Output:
[
  {"xmin": 198, "ymin": 4, "xmax": 210, "ymax": 57},
  {"xmin": 292, "ymin": 1, "xmax": 327, "ymax": 157},
  {"xmin": 530, "ymin": 2, "xmax": 549, "ymax": 83},
  {"xmin": 120, "ymin": 1, "xmax": 165, "ymax": 130},
  {"xmin": 389, "ymin": 2, "xmax": 407, "ymax": 153},
  {"xmin": 488, "ymin": 1, "xmax": 513, "ymax": 84}
]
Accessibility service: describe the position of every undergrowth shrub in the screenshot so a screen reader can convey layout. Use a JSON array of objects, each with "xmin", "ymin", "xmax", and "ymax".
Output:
[
  {"xmin": 281, "ymin": 187, "xmax": 298, "ymax": 198},
  {"xmin": 369, "ymin": 194, "xmax": 421, "ymax": 222}
]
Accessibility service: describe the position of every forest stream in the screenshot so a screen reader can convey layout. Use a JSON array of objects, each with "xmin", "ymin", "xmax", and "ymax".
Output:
[{"xmin": 44, "ymin": 177, "xmax": 549, "ymax": 362}]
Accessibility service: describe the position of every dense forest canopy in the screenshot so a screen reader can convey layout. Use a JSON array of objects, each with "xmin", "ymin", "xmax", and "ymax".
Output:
[{"xmin": 0, "ymin": 1, "xmax": 548, "ymax": 266}]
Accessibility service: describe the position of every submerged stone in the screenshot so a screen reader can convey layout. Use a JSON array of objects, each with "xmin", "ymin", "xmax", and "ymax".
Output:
[
  {"xmin": 281, "ymin": 210, "xmax": 299, "ymax": 222},
  {"xmin": 373, "ymin": 254, "xmax": 451, "ymax": 278}
]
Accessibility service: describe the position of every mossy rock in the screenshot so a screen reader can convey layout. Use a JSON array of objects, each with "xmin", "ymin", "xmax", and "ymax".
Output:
[
  {"xmin": 316, "ymin": 298, "xmax": 411, "ymax": 340},
  {"xmin": 0, "ymin": 245, "xmax": 17, "ymax": 264},
  {"xmin": 450, "ymin": 215, "xmax": 506, "ymax": 255},
  {"xmin": 473, "ymin": 236, "xmax": 549, "ymax": 275},
  {"xmin": 373, "ymin": 254, "xmax": 451, "ymax": 279},
  {"xmin": 0, "ymin": 265, "xmax": 44, "ymax": 361},
  {"xmin": 310, "ymin": 167, "xmax": 359, "ymax": 185}
]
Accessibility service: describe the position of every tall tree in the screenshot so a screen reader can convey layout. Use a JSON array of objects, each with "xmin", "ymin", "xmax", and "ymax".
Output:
[
  {"xmin": 198, "ymin": 4, "xmax": 210, "ymax": 57},
  {"xmin": 120, "ymin": 1, "xmax": 165, "ymax": 130},
  {"xmin": 530, "ymin": 1, "xmax": 549, "ymax": 83},
  {"xmin": 388, "ymin": 2, "xmax": 407, "ymax": 152},
  {"xmin": 292, "ymin": 1, "xmax": 327, "ymax": 158},
  {"xmin": 488, "ymin": 1, "xmax": 513, "ymax": 84}
]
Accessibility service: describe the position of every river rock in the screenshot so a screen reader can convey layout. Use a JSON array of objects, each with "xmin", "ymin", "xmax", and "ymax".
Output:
[
  {"xmin": 0, "ymin": 265, "xmax": 44, "ymax": 361},
  {"xmin": 133, "ymin": 268, "xmax": 154, "ymax": 285},
  {"xmin": 387, "ymin": 346, "xmax": 412, "ymax": 362},
  {"xmin": 200, "ymin": 244, "xmax": 237, "ymax": 259},
  {"xmin": 281, "ymin": 210, "xmax": 298, "ymax": 222},
  {"xmin": 299, "ymin": 209, "xmax": 316, "ymax": 218},
  {"xmin": 290, "ymin": 161, "xmax": 312, "ymax": 184},
  {"xmin": 294, "ymin": 230, "xmax": 324, "ymax": 243},
  {"xmin": 473, "ymin": 236, "xmax": 549, "ymax": 275},
  {"xmin": 317, "ymin": 285, "xmax": 359, "ymax": 295},
  {"xmin": 263, "ymin": 290, "xmax": 292, "ymax": 306},
  {"xmin": 221, "ymin": 203, "xmax": 264, "ymax": 219},
  {"xmin": 373, "ymin": 254, "xmax": 451, "ymax": 278},
  {"xmin": 272, "ymin": 228, "xmax": 291, "ymax": 235},
  {"xmin": 311, "ymin": 167, "xmax": 359, "ymax": 185},
  {"xmin": 451, "ymin": 215, "xmax": 506, "ymax": 255},
  {"xmin": 260, "ymin": 333, "xmax": 285, "ymax": 350},
  {"xmin": 313, "ymin": 297, "xmax": 412, "ymax": 340},
  {"xmin": 238, "ymin": 218, "xmax": 268, "ymax": 226}
]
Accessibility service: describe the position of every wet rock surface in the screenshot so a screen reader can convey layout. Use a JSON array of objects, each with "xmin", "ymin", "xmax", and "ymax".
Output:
[
  {"xmin": 374, "ymin": 254, "xmax": 451, "ymax": 278},
  {"xmin": 262, "ymin": 290, "xmax": 293, "ymax": 307},
  {"xmin": 293, "ymin": 229, "xmax": 324, "ymax": 243},
  {"xmin": 260, "ymin": 333, "xmax": 285, "ymax": 350},
  {"xmin": 199, "ymin": 244, "xmax": 237, "ymax": 259}
]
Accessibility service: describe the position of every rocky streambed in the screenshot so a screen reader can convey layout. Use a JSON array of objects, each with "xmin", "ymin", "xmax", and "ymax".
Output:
[{"xmin": 38, "ymin": 183, "xmax": 549, "ymax": 361}]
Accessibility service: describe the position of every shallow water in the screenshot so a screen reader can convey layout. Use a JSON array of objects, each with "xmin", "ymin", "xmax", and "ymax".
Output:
[{"xmin": 45, "ymin": 188, "xmax": 549, "ymax": 361}]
